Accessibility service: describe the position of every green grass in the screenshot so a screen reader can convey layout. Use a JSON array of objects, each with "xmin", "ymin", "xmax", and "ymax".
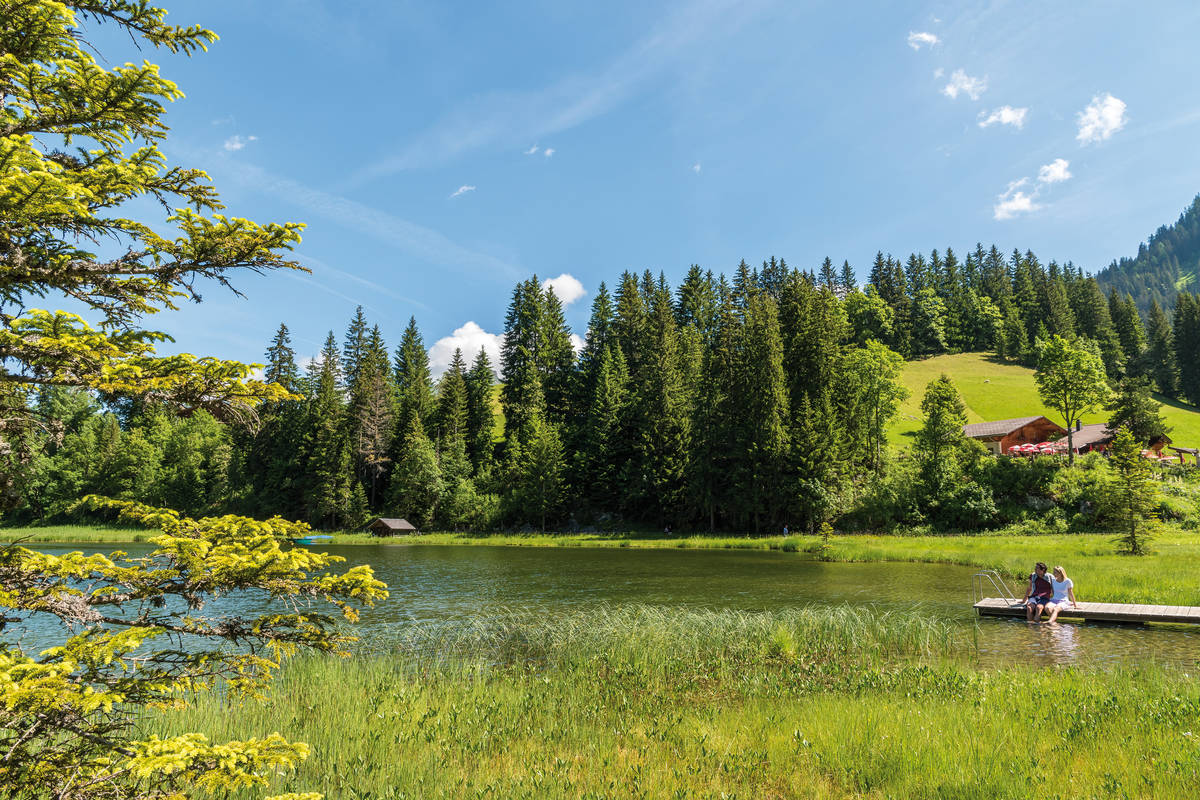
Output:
[
  {"xmin": 891, "ymin": 351, "xmax": 1200, "ymax": 449},
  {"xmin": 11, "ymin": 523, "xmax": 1200, "ymax": 605},
  {"xmin": 149, "ymin": 606, "xmax": 1200, "ymax": 799},
  {"xmin": 0, "ymin": 524, "xmax": 157, "ymax": 544}
]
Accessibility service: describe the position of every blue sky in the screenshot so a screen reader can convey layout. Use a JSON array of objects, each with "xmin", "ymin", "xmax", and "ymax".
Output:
[{"xmin": 90, "ymin": 0, "xmax": 1200, "ymax": 373}]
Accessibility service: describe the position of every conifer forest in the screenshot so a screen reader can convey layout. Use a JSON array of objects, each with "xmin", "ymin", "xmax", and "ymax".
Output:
[{"xmin": 12, "ymin": 211, "xmax": 1200, "ymax": 534}]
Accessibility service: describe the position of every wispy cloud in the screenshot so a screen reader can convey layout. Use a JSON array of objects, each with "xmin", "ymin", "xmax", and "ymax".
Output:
[
  {"xmin": 543, "ymin": 273, "xmax": 586, "ymax": 306},
  {"xmin": 993, "ymin": 179, "xmax": 1040, "ymax": 220},
  {"xmin": 428, "ymin": 322, "xmax": 503, "ymax": 378},
  {"xmin": 1076, "ymin": 93, "xmax": 1127, "ymax": 144},
  {"xmin": 907, "ymin": 31, "xmax": 940, "ymax": 50},
  {"xmin": 978, "ymin": 105, "xmax": 1027, "ymax": 129},
  {"xmin": 524, "ymin": 145, "xmax": 540, "ymax": 155},
  {"xmin": 692, "ymin": 162, "xmax": 702, "ymax": 173},
  {"xmin": 223, "ymin": 134, "xmax": 258, "ymax": 151},
  {"xmin": 218, "ymin": 160, "xmax": 519, "ymax": 281},
  {"xmin": 450, "ymin": 184, "xmax": 476, "ymax": 198},
  {"xmin": 296, "ymin": 253, "xmax": 431, "ymax": 312},
  {"xmin": 942, "ymin": 69, "xmax": 986, "ymax": 100},
  {"xmin": 345, "ymin": 0, "xmax": 770, "ymax": 186},
  {"xmin": 1037, "ymin": 158, "xmax": 1072, "ymax": 184},
  {"xmin": 543, "ymin": 147, "xmax": 555, "ymax": 158},
  {"xmin": 570, "ymin": 333, "xmax": 585, "ymax": 353}
]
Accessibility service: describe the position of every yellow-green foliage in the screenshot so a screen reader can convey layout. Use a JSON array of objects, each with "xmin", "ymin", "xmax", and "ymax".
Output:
[
  {"xmin": 1, "ymin": 498, "xmax": 387, "ymax": 799},
  {"xmin": 152, "ymin": 607, "xmax": 1200, "ymax": 799}
]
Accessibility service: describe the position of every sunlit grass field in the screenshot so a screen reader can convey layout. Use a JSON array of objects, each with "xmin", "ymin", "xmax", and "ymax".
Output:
[
  {"xmin": 149, "ymin": 606, "xmax": 1200, "ymax": 799},
  {"xmin": 891, "ymin": 352, "xmax": 1200, "ymax": 448}
]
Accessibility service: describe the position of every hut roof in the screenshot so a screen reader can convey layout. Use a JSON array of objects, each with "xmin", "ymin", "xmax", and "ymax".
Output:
[
  {"xmin": 962, "ymin": 416, "xmax": 1058, "ymax": 439},
  {"xmin": 368, "ymin": 517, "xmax": 416, "ymax": 532},
  {"xmin": 1070, "ymin": 423, "xmax": 1115, "ymax": 448}
]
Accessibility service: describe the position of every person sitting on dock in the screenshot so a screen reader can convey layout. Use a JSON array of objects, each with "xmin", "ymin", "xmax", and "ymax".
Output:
[
  {"xmin": 1044, "ymin": 565, "xmax": 1078, "ymax": 624},
  {"xmin": 1023, "ymin": 562, "xmax": 1053, "ymax": 622}
]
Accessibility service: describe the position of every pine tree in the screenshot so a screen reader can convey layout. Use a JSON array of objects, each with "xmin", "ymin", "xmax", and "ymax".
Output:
[
  {"xmin": 733, "ymin": 291, "xmax": 789, "ymax": 533},
  {"xmin": 465, "ymin": 347, "xmax": 497, "ymax": 474},
  {"xmin": 306, "ymin": 332, "xmax": 353, "ymax": 528},
  {"xmin": 1105, "ymin": 427, "xmax": 1159, "ymax": 555},
  {"xmin": 264, "ymin": 323, "xmax": 300, "ymax": 391},
  {"xmin": 517, "ymin": 418, "xmax": 565, "ymax": 530},
  {"xmin": 501, "ymin": 277, "xmax": 546, "ymax": 452},
  {"xmin": 576, "ymin": 344, "xmax": 629, "ymax": 511},
  {"xmin": 818, "ymin": 256, "xmax": 838, "ymax": 293},
  {"xmin": 342, "ymin": 305, "xmax": 369, "ymax": 389},
  {"xmin": 394, "ymin": 317, "xmax": 436, "ymax": 436},
  {"xmin": 348, "ymin": 329, "xmax": 395, "ymax": 508},
  {"xmin": 436, "ymin": 348, "xmax": 469, "ymax": 445},
  {"xmin": 1110, "ymin": 290, "xmax": 1147, "ymax": 374},
  {"xmin": 675, "ymin": 266, "xmax": 718, "ymax": 337},
  {"xmin": 1145, "ymin": 299, "xmax": 1177, "ymax": 396},
  {"xmin": 1174, "ymin": 293, "xmax": 1200, "ymax": 405},
  {"xmin": 839, "ymin": 260, "xmax": 856, "ymax": 295},
  {"xmin": 385, "ymin": 416, "xmax": 442, "ymax": 528},
  {"xmin": 1069, "ymin": 278, "xmax": 1124, "ymax": 376},
  {"xmin": 1106, "ymin": 377, "xmax": 1171, "ymax": 444}
]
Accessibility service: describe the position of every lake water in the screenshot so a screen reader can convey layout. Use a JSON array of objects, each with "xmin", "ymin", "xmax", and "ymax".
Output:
[{"xmin": 13, "ymin": 542, "xmax": 1200, "ymax": 670}]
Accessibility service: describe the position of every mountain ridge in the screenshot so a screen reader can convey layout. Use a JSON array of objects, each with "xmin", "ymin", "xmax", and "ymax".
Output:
[{"xmin": 1094, "ymin": 194, "xmax": 1200, "ymax": 313}]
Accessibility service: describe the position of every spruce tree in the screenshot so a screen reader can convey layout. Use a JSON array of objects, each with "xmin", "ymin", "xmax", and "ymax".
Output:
[
  {"xmin": 1110, "ymin": 289, "xmax": 1147, "ymax": 372},
  {"xmin": 264, "ymin": 323, "xmax": 300, "ymax": 391},
  {"xmin": 1069, "ymin": 278, "xmax": 1125, "ymax": 376},
  {"xmin": 465, "ymin": 347, "xmax": 497, "ymax": 474},
  {"xmin": 576, "ymin": 344, "xmax": 630, "ymax": 511},
  {"xmin": 349, "ymin": 333, "xmax": 395, "ymax": 508},
  {"xmin": 539, "ymin": 286, "xmax": 578, "ymax": 423},
  {"xmin": 394, "ymin": 316, "xmax": 436, "ymax": 436},
  {"xmin": 342, "ymin": 305, "xmax": 369, "ymax": 389},
  {"xmin": 305, "ymin": 332, "xmax": 353, "ymax": 528},
  {"xmin": 386, "ymin": 416, "xmax": 442, "ymax": 529},
  {"xmin": 501, "ymin": 277, "xmax": 546, "ymax": 451},
  {"xmin": 1106, "ymin": 377, "xmax": 1171, "ymax": 444},
  {"xmin": 1145, "ymin": 299, "xmax": 1177, "ymax": 396},
  {"xmin": 436, "ymin": 348, "xmax": 469, "ymax": 445},
  {"xmin": 1105, "ymin": 427, "xmax": 1159, "ymax": 555},
  {"xmin": 1174, "ymin": 293, "xmax": 1200, "ymax": 405}
]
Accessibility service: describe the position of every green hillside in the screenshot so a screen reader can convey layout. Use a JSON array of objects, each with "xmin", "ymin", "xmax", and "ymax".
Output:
[{"xmin": 889, "ymin": 352, "xmax": 1200, "ymax": 449}]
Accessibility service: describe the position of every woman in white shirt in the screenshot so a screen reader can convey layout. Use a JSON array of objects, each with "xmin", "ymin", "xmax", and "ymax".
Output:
[{"xmin": 1045, "ymin": 565, "xmax": 1078, "ymax": 623}]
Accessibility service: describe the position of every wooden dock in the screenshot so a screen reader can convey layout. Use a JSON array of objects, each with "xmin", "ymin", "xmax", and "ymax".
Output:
[{"xmin": 974, "ymin": 597, "xmax": 1200, "ymax": 625}]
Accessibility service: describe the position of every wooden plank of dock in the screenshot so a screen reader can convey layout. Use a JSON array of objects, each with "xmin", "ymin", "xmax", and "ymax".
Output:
[{"xmin": 974, "ymin": 597, "xmax": 1200, "ymax": 625}]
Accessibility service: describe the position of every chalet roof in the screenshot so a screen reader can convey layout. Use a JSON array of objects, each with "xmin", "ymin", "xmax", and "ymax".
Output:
[
  {"xmin": 368, "ymin": 517, "xmax": 416, "ymax": 531},
  {"xmin": 962, "ymin": 416, "xmax": 1055, "ymax": 439},
  {"xmin": 1070, "ymin": 423, "xmax": 1115, "ymax": 448}
]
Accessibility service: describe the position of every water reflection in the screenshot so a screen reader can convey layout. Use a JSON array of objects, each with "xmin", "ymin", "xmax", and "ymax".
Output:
[{"xmin": 10, "ymin": 542, "xmax": 1200, "ymax": 671}]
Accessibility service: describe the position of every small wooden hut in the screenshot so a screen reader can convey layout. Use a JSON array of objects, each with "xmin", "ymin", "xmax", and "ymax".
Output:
[
  {"xmin": 367, "ymin": 518, "xmax": 418, "ymax": 536},
  {"xmin": 962, "ymin": 416, "xmax": 1067, "ymax": 455}
]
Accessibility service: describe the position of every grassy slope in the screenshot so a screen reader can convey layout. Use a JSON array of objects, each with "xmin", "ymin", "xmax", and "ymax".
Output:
[{"xmin": 889, "ymin": 352, "xmax": 1200, "ymax": 448}]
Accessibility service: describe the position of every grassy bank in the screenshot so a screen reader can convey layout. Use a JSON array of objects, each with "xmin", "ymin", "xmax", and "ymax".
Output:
[
  {"xmin": 9, "ymin": 524, "xmax": 1200, "ymax": 605},
  {"xmin": 150, "ymin": 606, "xmax": 1200, "ymax": 799}
]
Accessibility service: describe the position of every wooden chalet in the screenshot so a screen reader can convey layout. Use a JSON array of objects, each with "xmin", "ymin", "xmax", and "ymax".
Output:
[
  {"xmin": 367, "ymin": 517, "xmax": 418, "ymax": 536},
  {"xmin": 961, "ymin": 416, "xmax": 1067, "ymax": 455}
]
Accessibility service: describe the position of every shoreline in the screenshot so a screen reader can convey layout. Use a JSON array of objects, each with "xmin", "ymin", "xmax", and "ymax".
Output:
[{"xmin": 7, "ymin": 524, "xmax": 1198, "ymax": 605}]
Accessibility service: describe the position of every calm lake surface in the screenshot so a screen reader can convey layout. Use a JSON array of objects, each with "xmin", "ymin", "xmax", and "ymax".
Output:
[{"xmin": 18, "ymin": 542, "xmax": 1200, "ymax": 669}]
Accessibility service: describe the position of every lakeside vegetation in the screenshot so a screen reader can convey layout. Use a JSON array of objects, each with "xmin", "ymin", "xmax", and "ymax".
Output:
[
  {"xmin": 12, "ymin": 523, "xmax": 1200, "ymax": 606},
  {"xmin": 149, "ymin": 606, "xmax": 1200, "ymax": 799}
]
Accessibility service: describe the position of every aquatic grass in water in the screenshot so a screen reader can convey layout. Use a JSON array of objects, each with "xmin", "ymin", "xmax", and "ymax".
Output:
[{"xmin": 148, "ymin": 606, "xmax": 1200, "ymax": 798}]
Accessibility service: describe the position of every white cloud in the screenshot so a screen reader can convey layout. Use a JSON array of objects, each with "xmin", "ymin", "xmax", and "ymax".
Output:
[
  {"xmin": 428, "ymin": 322, "xmax": 503, "ymax": 378},
  {"xmin": 543, "ymin": 273, "xmax": 586, "ymax": 306},
  {"xmin": 1076, "ymin": 93, "xmax": 1127, "ymax": 144},
  {"xmin": 570, "ymin": 333, "xmax": 585, "ymax": 353},
  {"xmin": 933, "ymin": 67, "xmax": 944, "ymax": 79},
  {"xmin": 524, "ymin": 144, "xmax": 539, "ymax": 155},
  {"xmin": 692, "ymin": 162, "xmax": 701, "ymax": 173},
  {"xmin": 450, "ymin": 184, "xmax": 476, "ymax": 198},
  {"xmin": 907, "ymin": 31, "xmax": 940, "ymax": 50},
  {"xmin": 993, "ymin": 179, "xmax": 1042, "ymax": 220},
  {"xmin": 543, "ymin": 147, "xmax": 555, "ymax": 157},
  {"xmin": 977, "ymin": 105, "xmax": 1028, "ymax": 129},
  {"xmin": 223, "ymin": 134, "xmax": 258, "ymax": 151},
  {"xmin": 1037, "ymin": 158, "xmax": 1072, "ymax": 184},
  {"xmin": 942, "ymin": 69, "xmax": 986, "ymax": 100}
]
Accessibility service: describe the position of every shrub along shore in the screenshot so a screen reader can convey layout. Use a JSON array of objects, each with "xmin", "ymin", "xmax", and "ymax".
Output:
[
  {"xmin": 8, "ymin": 523, "xmax": 1200, "ymax": 606},
  {"xmin": 148, "ymin": 605, "xmax": 1200, "ymax": 799}
]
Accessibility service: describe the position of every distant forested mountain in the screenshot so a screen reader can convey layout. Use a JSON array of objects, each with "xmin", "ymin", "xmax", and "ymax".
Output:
[{"xmin": 1095, "ymin": 195, "xmax": 1200, "ymax": 314}]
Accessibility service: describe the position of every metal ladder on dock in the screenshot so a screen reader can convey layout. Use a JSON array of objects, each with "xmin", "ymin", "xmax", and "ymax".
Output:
[{"xmin": 972, "ymin": 569, "xmax": 1019, "ymax": 608}]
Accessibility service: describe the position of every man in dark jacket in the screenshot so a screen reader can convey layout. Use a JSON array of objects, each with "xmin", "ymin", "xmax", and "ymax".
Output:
[{"xmin": 1023, "ymin": 562, "xmax": 1052, "ymax": 622}]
